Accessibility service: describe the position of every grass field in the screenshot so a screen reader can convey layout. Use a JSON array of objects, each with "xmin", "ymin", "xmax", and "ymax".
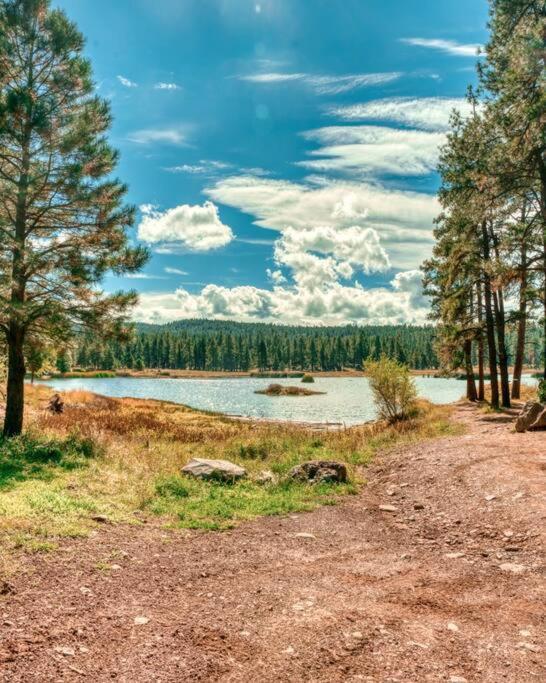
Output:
[{"xmin": 0, "ymin": 384, "xmax": 461, "ymax": 574}]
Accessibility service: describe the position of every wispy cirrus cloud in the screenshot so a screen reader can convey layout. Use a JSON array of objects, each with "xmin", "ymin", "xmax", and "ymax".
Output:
[
  {"xmin": 401, "ymin": 38, "xmax": 482, "ymax": 57},
  {"xmin": 117, "ymin": 75, "xmax": 138, "ymax": 88},
  {"xmin": 128, "ymin": 127, "xmax": 187, "ymax": 145},
  {"xmin": 329, "ymin": 97, "xmax": 474, "ymax": 132},
  {"xmin": 166, "ymin": 160, "xmax": 232, "ymax": 174},
  {"xmin": 298, "ymin": 125, "xmax": 444, "ymax": 176},
  {"xmin": 165, "ymin": 267, "xmax": 189, "ymax": 276},
  {"xmin": 237, "ymin": 71, "xmax": 402, "ymax": 94}
]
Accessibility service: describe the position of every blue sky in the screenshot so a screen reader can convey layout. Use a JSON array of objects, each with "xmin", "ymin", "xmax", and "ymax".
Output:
[{"xmin": 56, "ymin": 0, "xmax": 489, "ymax": 325}]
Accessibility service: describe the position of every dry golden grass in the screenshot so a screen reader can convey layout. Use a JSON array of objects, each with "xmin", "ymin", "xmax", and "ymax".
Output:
[{"xmin": 0, "ymin": 385, "xmax": 460, "ymax": 572}]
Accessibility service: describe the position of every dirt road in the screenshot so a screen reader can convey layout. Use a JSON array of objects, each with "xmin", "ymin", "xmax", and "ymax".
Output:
[{"xmin": 1, "ymin": 403, "xmax": 544, "ymax": 682}]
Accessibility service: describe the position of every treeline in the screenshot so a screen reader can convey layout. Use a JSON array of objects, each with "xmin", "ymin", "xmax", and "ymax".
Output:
[
  {"xmin": 70, "ymin": 320, "xmax": 543, "ymax": 373},
  {"xmin": 423, "ymin": 0, "xmax": 546, "ymax": 407},
  {"xmin": 75, "ymin": 322, "xmax": 438, "ymax": 372}
]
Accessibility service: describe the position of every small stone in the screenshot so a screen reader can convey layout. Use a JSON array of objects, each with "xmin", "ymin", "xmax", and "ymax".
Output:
[
  {"xmin": 449, "ymin": 677, "xmax": 468, "ymax": 683},
  {"xmin": 54, "ymin": 647, "xmax": 75, "ymax": 657},
  {"xmin": 282, "ymin": 646, "xmax": 295, "ymax": 655},
  {"xmin": 519, "ymin": 630, "xmax": 531, "ymax": 638},
  {"xmin": 110, "ymin": 564, "xmax": 122, "ymax": 571},
  {"xmin": 378, "ymin": 505, "xmax": 398, "ymax": 512},
  {"xmin": 513, "ymin": 492, "xmax": 524, "ymax": 500},
  {"xmin": 485, "ymin": 494, "xmax": 497, "ymax": 501},
  {"xmin": 239, "ymin": 630, "xmax": 251, "ymax": 637},
  {"xmin": 445, "ymin": 552, "xmax": 465, "ymax": 559},
  {"xmin": 294, "ymin": 532, "xmax": 316, "ymax": 539},
  {"xmin": 516, "ymin": 642, "xmax": 540, "ymax": 652},
  {"xmin": 79, "ymin": 646, "xmax": 89, "ymax": 654},
  {"xmin": 134, "ymin": 616, "xmax": 150, "ymax": 625},
  {"xmin": 351, "ymin": 631, "xmax": 363, "ymax": 639},
  {"xmin": 91, "ymin": 515, "xmax": 109, "ymax": 524},
  {"xmin": 79, "ymin": 587, "xmax": 92, "ymax": 595},
  {"xmin": 413, "ymin": 503, "xmax": 425, "ymax": 510},
  {"xmin": 254, "ymin": 470, "xmax": 276, "ymax": 485},
  {"xmin": 447, "ymin": 622, "xmax": 459, "ymax": 632},
  {"xmin": 499, "ymin": 563, "xmax": 525, "ymax": 574},
  {"xmin": 504, "ymin": 546, "xmax": 521, "ymax": 552},
  {"xmin": 503, "ymin": 530, "xmax": 514, "ymax": 537}
]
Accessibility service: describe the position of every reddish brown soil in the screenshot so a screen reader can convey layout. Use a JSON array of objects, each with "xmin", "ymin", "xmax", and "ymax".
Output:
[{"xmin": 1, "ymin": 403, "xmax": 544, "ymax": 682}]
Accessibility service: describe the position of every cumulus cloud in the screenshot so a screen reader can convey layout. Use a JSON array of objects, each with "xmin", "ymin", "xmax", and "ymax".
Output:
[
  {"xmin": 132, "ymin": 280, "xmax": 430, "ymax": 326},
  {"xmin": 137, "ymin": 201, "xmax": 234, "ymax": 252},
  {"xmin": 299, "ymin": 125, "xmax": 444, "ymax": 176},
  {"xmin": 237, "ymin": 71, "xmax": 402, "ymax": 93},
  {"xmin": 401, "ymin": 38, "xmax": 482, "ymax": 57},
  {"xmin": 328, "ymin": 97, "xmax": 474, "ymax": 132},
  {"xmin": 117, "ymin": 75, "xmax": 138, "ymax": 88}
]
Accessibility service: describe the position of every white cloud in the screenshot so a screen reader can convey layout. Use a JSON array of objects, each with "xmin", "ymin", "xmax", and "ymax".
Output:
[
  {"xmin": 137, "ymin": 201, "xmax": 234, "ymax": 252},
  {"xmin": 237, "ymin": 71, "xmax": 402, "ymax": 93},
  {"xmin": 328, "ymin": 97, "xmax": 474, "ymax": 132},
  {"xmin": 166, "ymin": 160, "xmax": 232, "ymax": 174},
  {"xmin": 132, "ymin": 280, "xmax": 429, "ymax": 326},
  {"xmin": 298, "ymin": 125, "xmax": 444, "ymax": 176},
  {"xmin": 401, "ymin": 38, "xmax": 482, "ymax": 57},
  {"xmin": 117, "ymin": 75, "xmax": 138, "ymax": 88},
  {"xmin": 165, "ymin": 267, "xmax": 189, "ymax": 276},
  {"xmin": 128, "ymin": 128, "xmax": 187, "ymax": 145},
  {"xmin": 239, "ymin": 72, "xmax": 305, "ymax": 83},
  {"xmin": 206, "ymin": 175, "xmax": 437, "ymax": 269},
  {"xmin": 154, "ymin": 82, "xmax": 181, "ymax": 90}
]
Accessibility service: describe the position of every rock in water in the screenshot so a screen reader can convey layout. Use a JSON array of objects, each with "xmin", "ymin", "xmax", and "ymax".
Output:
[
  {"xmin": 529, "ymin": 406, "xmax": 546, "ymax": 431},
  {"xmin": 289, "ymin": 460, "xmax": 347, "ymax": 484},
  {"xmin": 182, "ymin": 458, "xmax": 247, "ymax": 482},
  {"xmin": 514, "ymin": 401, "xmax": 543, "ymax": 433}
]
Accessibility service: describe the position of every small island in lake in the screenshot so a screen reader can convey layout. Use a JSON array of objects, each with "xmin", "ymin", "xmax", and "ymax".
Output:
[{"xmin": 255, "ymin": 383, "xmax": 326, "ymax": 397}]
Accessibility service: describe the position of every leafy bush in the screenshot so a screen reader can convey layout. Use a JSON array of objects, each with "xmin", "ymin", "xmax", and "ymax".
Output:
[
  {"xmin": 301, "ymin": 374, "xmax": 315, "ymax": 383},
  {"xmin": 538, "ymin": 379, "xmax": 546, "ymax": 403},
  {"xmin": 366, "ymin": 355, "xmax": 417, "ymax": 422}
]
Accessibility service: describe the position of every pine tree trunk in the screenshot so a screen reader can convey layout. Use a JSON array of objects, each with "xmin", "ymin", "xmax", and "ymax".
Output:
[
  {"xmin": 538, "ymin": 155, "xmax": 546, "ymax": 380},
  {"xmin": 3, "ymin": 324, "xmax": 26, "ymax": 437},
  {"xmin": 481, "ymin": 222, "xmax": 499, "ymax": 409},
  {"xmin": 492, "ymin": 289, "xmax": 511, "ymax": 408},
  {"xmin": 476, "ymin": 283, "xmax": 485, "ymax": 401},
  {"xmin": 511, "ymin": 243, "xmax": 527, "ymax": 400},
  {"xmin": 464, "ymin": 339, "xmax": 478, "ymax": 401}
]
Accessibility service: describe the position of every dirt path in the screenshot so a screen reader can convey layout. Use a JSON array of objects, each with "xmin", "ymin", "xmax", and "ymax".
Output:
[{"xmin": 1, "ymin": 404, "xmax": 544, "ymax": 682}]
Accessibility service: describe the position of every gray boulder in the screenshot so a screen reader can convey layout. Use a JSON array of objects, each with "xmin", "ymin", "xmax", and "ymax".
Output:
[
  {"xmin": 515, "ymin": 402, "xmax": 543, "ymax": 433},
  {"xmin": 289, "ymin": 460, "xmax": 348, "ymax": 484},
  {"xmin": 182, "ymin": 458, "xmax": 246, "ymax": 482},
  {"xmin": 529, "ymin": 406, "xmax": 546, "ymax": 431}
]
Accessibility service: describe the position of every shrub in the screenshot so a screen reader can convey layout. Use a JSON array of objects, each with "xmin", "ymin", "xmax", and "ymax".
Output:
[
  {"xmin": 238, "ymin": 443, "xmax": 269, "ymax": 460},
  {"xmin": 538, "ymin": 379, "xmax": 546, "ymax": 403},
  {"xmin": 301, "ymin": 374, "xmax": 315, "ymax": 383},
  {"xmin": 366, "ymin": 355, "xmax": 417, "ymax": 422}
]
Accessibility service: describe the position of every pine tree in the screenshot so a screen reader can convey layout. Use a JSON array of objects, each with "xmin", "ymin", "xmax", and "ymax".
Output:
[{"xmin": 0, "ymin": 0, "xmax": 147, "ymax": 435}]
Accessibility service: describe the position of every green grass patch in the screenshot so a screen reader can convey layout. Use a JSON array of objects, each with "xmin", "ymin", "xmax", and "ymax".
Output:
[{"xmin": 151, "ymin": 475, "xmax": 357, "ymax": 531}]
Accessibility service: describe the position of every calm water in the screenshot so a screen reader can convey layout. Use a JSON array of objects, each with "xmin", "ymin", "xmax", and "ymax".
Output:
[{"xmin": 35, "ymin": 375, "xmax": 520, "ymax": 426}]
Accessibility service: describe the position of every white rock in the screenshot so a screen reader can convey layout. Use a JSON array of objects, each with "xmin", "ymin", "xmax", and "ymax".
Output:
[
  {"xmin": 485, "ymin": 494, "xmax": 497, "ymax": 501},
  {"xmin": 499, "ymin": 563, "xmax": 526, "ymax": 574},
  {"xmin": 445, "ymin": 552, "xmax": 465, "ymax": 559},
  {"xmin": 447, "ymin": 622, "xmax": 459, "ymax": 632},
  {"xmin": 294, "ymin": 532, "xmax": 316, "ymax": 539},
  {"xmin": 134, "ymin": 616, "xmax": 150, "ymax": 625},
  {"xmin": 379, "ymin": 504, "xmax": 398, "ymax": 512},
  {"xmin": 449, "ymin": 677, "xmax": 468, "ymax": 683},
  {"xmin": 54, "ymin": 646, "xmax": 75, "ymax": 657},
  {"xmin": 519, "ymin": 629, "xmax": 531, "ymax": 637},
  {"xmin": 181, "ymin": 458, "xmax": 247, "ymax": 481}
]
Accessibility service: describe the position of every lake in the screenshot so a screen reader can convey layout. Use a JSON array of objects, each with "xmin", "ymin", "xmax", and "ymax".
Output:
[{"xmin": 36, "ymin": 375, "xmax": 535, "ymax": 426}]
